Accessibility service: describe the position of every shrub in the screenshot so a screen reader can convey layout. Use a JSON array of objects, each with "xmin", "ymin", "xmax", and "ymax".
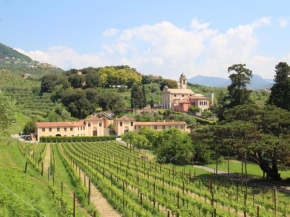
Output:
[{"xmin": 40, "ymin": 135, "xmax": 116, "ymax": 143}]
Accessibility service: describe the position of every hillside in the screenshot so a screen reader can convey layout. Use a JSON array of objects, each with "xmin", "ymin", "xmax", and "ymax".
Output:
[
  {"xmin": 0, "ymin": 43, "xmax": 33, "ymax": 62},
  {"xmin": 188, "ymin": 74, "xmax": 274, "ymax": 90},
  {"xmin": 0, "ymin": 42, "xmax": 63, "ymax": 78}
]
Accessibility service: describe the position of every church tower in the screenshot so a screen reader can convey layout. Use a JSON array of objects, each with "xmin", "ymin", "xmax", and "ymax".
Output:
[{"xmin": 179, "ymin": 73, "xmax": 187, "ymax": 89}]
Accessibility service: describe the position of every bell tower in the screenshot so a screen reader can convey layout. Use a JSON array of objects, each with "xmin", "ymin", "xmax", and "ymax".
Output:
[{"xmin": 179, "ymin": 73, "xmax": 187, "ymax": 89}]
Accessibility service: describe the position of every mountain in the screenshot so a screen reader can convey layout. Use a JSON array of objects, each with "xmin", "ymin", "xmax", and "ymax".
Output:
[
  {"xmin": 0, "ymin": 43, "xmax": 33, "ymax": 62},
  {"xmin": 0, "ymin": 42, "xmax": 63, "ymax": 78},
  {"xmin": 188, "ymin": 74, "xmax": 274, "ymax": 90}
]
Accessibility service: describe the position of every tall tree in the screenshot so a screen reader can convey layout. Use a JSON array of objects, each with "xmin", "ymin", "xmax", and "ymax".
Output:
[
  {"xmin": 142, "ymin": 85, "xmax": 147, "ymax": 108},
  {"xmin": 131, "ymin": 85, "xmax": 144, "ymax": 109},
  {"xmin": 226, "ymin": 64, "xmax": 253, "ymax": 108},
  {"xmin": 0, "ymin": 91, "xmax": 16, "ymax": 136},
  {"xmin": 267, "ymin": 62, "xmax": 290, "ymax": 110}
]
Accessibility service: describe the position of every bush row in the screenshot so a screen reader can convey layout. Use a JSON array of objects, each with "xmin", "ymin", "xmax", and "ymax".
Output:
[
  {"xmin": 40, "ymin": 136, "xmax": 116, "ymax": 143},
  {"xmin": 195, "ymin": 116, "xmax": 216, "ymax": 125}
]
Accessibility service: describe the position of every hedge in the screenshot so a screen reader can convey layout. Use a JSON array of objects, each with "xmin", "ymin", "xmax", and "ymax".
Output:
[
  {"xmin": 194, "ymin": 116, "xmax": 216, "ymax": 125},
  {"xmin": 40, "ymin": 136, "xmax": 116, "ymax": 143}
]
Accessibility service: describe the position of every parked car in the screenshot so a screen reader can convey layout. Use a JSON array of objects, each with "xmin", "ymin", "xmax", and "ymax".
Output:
[
  {"xmin": 19, "ymin": 132, "xmax": 25, "ymax": 136},
  {"xmin": 25, "ymin": 136, "xmax": 31, "ymax": 141}
]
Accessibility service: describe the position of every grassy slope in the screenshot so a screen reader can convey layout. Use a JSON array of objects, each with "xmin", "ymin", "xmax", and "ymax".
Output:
[
  {"xmin": 206, "ymin": 160, "xmax": 290, "ymax": 179},
  {"xmin": 0, "ymin": 140, "xmax": 60, "ymax": 216}
]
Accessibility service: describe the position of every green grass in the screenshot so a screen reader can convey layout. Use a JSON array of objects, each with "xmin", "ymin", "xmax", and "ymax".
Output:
[
  {"xmin": 8, "ymin": 112, "xmax": 31, "ymax": 135},
  {"xmin": 0, "ymin": 140, "xmax": 60, "ymax": 216},
  {"xmin": 206, "ymin": 160, "xmax": 290, "ymax": 179}
]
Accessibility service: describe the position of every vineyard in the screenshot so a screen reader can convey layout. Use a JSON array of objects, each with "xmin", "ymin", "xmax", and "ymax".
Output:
[
  {"xmin": 57, "ymin": 141, "xmax": 290, "ymax": 217},
  {"xmin": 1, "ymin": 138, "xmax": 290, "ymax": 217}
]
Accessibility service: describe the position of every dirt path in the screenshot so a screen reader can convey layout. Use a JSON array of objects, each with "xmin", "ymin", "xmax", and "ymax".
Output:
[
  {"xmin": 79, "ymin": 167, "xmax": 121, "ymax": 217},
  {"xmin": 60, "ymin": 144, "xmax": 121, "ymax": 217},
  {"xmin": 43, "ymin": 144, "xmax": 50, "ymax": 172}
]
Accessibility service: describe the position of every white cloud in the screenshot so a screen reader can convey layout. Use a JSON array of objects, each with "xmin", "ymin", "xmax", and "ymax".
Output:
[
  {"xmin": 102, "ymin": 28, "xmax": 120, "ymax": 37},
  {"xmin": 16, "ymin": 46, "xmax": 108, "ymax": 69},
  {"xmin": 17, "ymin": 17, "xmax": 284, "ymax": 80},
  {"xmin": 278, "ymin": 17, "xmax": 289, "ymax": 28},
  {"xmin": 190, "ymin": 18, "xmax": 210, "ymax": 30}
]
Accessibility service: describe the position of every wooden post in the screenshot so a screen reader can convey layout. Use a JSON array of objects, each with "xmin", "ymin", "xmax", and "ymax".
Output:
[
  {"xmin": 24, "ymin": 162, "xmax": 28, "ymax": 173},
  {"xmin": 167, "ymin": 210, "xmax": 170, "ymax": 217},
  {"xmin": 53, "ymin": 174, "xmax": 55, "ymax": 186},
  {"xmin": 88, "ymin": 179, "xmax": 91, "ymax": 204},
  {"xmin": 84, "ymin": 174, "xmax": 86, "ymax": 187},
  {"xmin": 177, "ymin": 192, "xmax": 180, "ymax": 209},
  {"xmin": 257, "ymin": 206, "xmax": 259, "ymax": 217},
  {"xmin": 94, "ymin": 211, "xmax": 96, "ymax": 217},
  {"xmin": 73, "ymin": 193, "xmax": 76, "ymax": 217},
  {"xmin": 140, "ymin": 193, "xmax": 143, "ymax": 206},
  {"xmin": 214, "ymin": 208, "xmax": 216, "ymax": 217},
  {"xmin": 41, "ymin": 162, "xmax": 43, "ymax": 176}
]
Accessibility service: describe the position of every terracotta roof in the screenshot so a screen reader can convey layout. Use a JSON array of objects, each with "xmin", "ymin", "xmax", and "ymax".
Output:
[
  {"xmin": 164, "ymin": 88, "xmax": 194, "ymax": 94},
  {"xmin": 178, "ymin": 99, "xmax": 191, "ymax": 104},
  {"xmin": 86, "ymin": 116, "xmax": 103, "ymax": 121},
  {"xmin": 135, "ymin": 121, "xmax": 187, "ymax": 126},
  {"xmin": 117, "ymin": 116, "xmax": 135, "ymax": 121},
  {"xmin": 36, "ymin": 121, "xmax": 85, "ymax": 128}
]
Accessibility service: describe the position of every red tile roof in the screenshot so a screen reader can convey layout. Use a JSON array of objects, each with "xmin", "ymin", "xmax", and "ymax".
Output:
[
  {"xmin": 36, "ymin": 121, "xmax": 85, "ymax": 128},
  {"xmin": 135, "ymin": 121, "xmax": 186, "ymax": 126}
]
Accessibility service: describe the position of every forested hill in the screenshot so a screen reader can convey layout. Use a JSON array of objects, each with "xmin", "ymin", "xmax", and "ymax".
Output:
[
  {"xmin": 0, "ymin": 43, "xmax": 32, "ymax": 62},
  {"xmin": 0, "ymin": 42, "xmax": 63, "ymax": 78}
]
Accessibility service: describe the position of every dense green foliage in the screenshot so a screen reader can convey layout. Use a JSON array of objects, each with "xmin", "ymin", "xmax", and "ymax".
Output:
[
  {"xmin": 40, "ymin": 135, "xmax": 116, "ymax": 142},
  {"xmin": 267, "ymin": 62, "xmax": 290, "ymax": 110},
  {"xmin": 23, "ymin": 120, "xmax": 36, "ymax": 134},
  {"xmin": 0, "ymin": 91, "xmax": 16, "ymax": 135},
  {"xmin": 193, "ymin": 104, "xmax": 290, "ymax": 180},
  {"xmin": 131, "ymin": 85, "xmax": 146, "ymax": 109}
]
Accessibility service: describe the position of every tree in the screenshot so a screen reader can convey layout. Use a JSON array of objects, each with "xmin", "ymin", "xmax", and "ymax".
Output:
[
  {"xmin": 61, "ymin": 88, "xmax": 95, "ymax": 118},
  {"xmin": 85, "ymin": 72, "xmax": 101, "ymax": 88},
  {"xmin": 23, "ymin": 120, "xmax": 36, "ymax": 135},
  {"xmin": 142, "ymin": 85, "xmax": 147, "ymax": 108},
  {"xmin": 68, "ymin": 74, "xmax": 85, "ymax": 88},
  {"xmin": 267, "ymin": 62, "xmax": 290, "ymax": 111},
  {"xmin": 197, "ymin": 105, "xmax": 290, "ymax": 180},
  {"xmin": 131, "ymin": 85, "xmax": 144, "ymax": 109},
  {"xmin": 154, "ymin": 128, "xmax": 193, "ymax": 164},
  {"xmin": 189, "ymin": 106, "xmax": 200, "ymax": 115},
  {"xmin": 139, "ymin": 127, "xmax": 159, "ymax": 149},
  {"xmin": 226, "ymin": 64, "xmax": 253, "ymax": 108},
  {"xmin": 40, "ymin": 74, "xmax": 58, "ymax": 93},
  {"xmin": 0, "ymin": 91, "xmax": 16, "ymax": 135}
]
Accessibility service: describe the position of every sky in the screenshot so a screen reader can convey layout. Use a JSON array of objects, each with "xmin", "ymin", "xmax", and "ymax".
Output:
[{"xmin": 0, "ymin": 0, "xmax": 290, "ymax": 80}]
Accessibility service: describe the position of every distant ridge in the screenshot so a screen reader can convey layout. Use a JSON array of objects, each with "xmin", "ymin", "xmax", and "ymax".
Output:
[
  {"xmin": 0, "ymin": 43, "xmax": 33, "ymax": 62},
  {"xmin": 188, "ymin": 74, "xmax": 274, "ymax": 90}
]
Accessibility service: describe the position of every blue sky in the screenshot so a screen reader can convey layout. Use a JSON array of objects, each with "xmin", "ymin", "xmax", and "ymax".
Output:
[{"xmin": 0, "ymin": 0, "xmax": 289, "ymax": 79}]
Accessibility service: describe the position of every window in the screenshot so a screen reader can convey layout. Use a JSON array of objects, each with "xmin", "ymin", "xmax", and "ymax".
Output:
[
  {"xmin": 181, "ymin": 125, "xmax": 184, "ymax": 129},
  {"xmin": 182, "ymin": 95, "xmax": 184, "ymax": 97},
  {"xmin": 99, "ymin": 123, "xmax": 102, "ymax": 127},
  {"xmin": 88, "ymin": 123, "xmax": 91, "ymax": 127},
  {"xmin": 134, "ymin": 126, "xmax": 136, "ymax": 130},
  {"xmin": 83, "ymin": 127, "xmax": 85, "ymax": 130},
  {"xmin": 57, "ymin": 128, "xmax": 60, "ymax": 132},
  {"xmin": 131, "ymin": 122, "xmax": 133, "ymax": 126},
  {"xmin": 64, "ymin": 128, "xmax": 67, "ymax": 131},
  {"xmin": 42, "ymin": 128, "xmax": 45, "ymax": 132},
  {"xmin": 174, "ymin": 94, "xmax": 176, "ymax": 97},
  {"xmin": 193, "ymin": 102, "xmax": 195, "ymax": 105},
  {"xmin": 162, "ymin": 126, "xmax": 165, "ymax": 130},
  {"xmin": 49, "ymin": 128, "xmax": 52, "ymax": 132},
  {"xmin": 70, "ymin": 127, "xmax": 73, "ymax": 131},
  {"xmin": 154, "ymin": 126, "xmax": 157, "ymax": 130},
  {"xmin": 120, "ymin": 122, "xmax": 122, "ymax": 127}
]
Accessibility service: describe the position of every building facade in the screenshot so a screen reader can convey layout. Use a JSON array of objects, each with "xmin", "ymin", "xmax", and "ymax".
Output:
[
  {"xmin": 161, "ymin": 73, "xmax": 210, "ymax": 112},
  {"xmin": 35, "ymin": 116, "xmax": 188, "ymax": 141}
]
